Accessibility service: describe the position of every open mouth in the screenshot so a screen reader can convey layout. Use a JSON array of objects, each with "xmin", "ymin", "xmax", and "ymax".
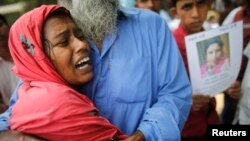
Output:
[{"xmin": 75, "ymin": 56, "xmax": 90, "ymax": 70}]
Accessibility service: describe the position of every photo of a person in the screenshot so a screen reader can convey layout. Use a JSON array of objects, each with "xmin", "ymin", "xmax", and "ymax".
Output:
[{"xmin": 197, "ymin": 34, "xmax": 230, "ymax": 78}]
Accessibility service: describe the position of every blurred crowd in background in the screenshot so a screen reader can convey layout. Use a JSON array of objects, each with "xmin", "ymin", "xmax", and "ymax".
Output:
[{"xmin": 0, "ymin": 0, "xmax": 249, "ymax": 140}]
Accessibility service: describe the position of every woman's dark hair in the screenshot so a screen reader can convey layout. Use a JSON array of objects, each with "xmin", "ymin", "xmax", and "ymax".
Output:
[
  {"xmin": 205, "ymin": 37, "xmax": 224, "ymax": 53},
  {"xmin": 45, "ymin": 8, "xmax": 71, "ymax": 24}
]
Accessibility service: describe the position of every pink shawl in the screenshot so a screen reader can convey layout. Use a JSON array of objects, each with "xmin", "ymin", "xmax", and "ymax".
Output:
[
  {"xmin": 200, "ymin": 57, "xmax": 229, "ymax": 77},
  {"xmin": 9, "ymin": 5, "xmax": 125, "ymax": 141}
]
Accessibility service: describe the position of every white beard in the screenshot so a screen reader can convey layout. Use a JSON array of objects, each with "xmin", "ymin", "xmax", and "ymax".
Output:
[{"xmin": 66, "ymin": 0, "xmax": 119, "ymax": 42}]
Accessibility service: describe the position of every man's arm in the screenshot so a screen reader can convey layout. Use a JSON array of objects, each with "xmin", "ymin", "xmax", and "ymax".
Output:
[{"xmin": 138, "ymin": 16, "xmax": 192, "ymax": 140}]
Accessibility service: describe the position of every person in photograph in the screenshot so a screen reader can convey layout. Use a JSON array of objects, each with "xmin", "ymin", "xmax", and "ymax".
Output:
[{"xmin": 200, "ymin": 37, "xmax": 230, "ymax": 77}]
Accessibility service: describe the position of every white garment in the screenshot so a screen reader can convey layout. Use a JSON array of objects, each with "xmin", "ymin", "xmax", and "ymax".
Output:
[
  {"xmin": 168, "ymin": 18, "xmax": 180, "ymax": 31},
  {"xmin": 168, "ymin": 19, "xmax": 216, "ymax": 31},
  {"xmin": 222, "ymin": 7, "xmax": 242, "ymax": 25},
  {"xmin": 0, "ymin": 57, "xmax": 19, "ymax": 106},
  {"xmin": 233, "ymin": 41, "xmax": 250, "ymax": 124},
  {"xmin": 159, "ymin": 9, "xmax": 172, "ymax": 23},
  {"xmin": 202, "ymin": 20, "xmax": 219, "ymax": 30}
]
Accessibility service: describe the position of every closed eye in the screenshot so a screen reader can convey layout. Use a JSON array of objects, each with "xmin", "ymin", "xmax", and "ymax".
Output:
[
  {"xmin": 57, "ymin": 40, "xmax": 69, "ymax": 46},
  {"xmin": 74, "ymin": 28, "xmax": 86, "ymax": 41}
]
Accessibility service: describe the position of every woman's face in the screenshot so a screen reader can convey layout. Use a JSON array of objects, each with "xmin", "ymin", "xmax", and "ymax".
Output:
[
  {"xmin": 43, "ymin": 15, "xmax": 93, "ymax": 86},
  {"xmin": 206, "ymin": 43, "xmax": 222, "ymax": 67}
]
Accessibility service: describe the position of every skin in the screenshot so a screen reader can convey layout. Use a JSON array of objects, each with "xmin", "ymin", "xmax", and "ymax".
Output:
[
  {"xmin": 0, "ymin": 15, "xmax": 94, "ymax": 141},
  {"xmin": 43, "ymin": 15, "xmax": 93, "ymax": 86},
  {"xmin": 0, "ymin": 4, "xmax": 145, "ymax": 141},
  {"xmin": 171, "ymin": 0, "xmax": 211, "ymax": 111},
  {"xmin": 192, "ymin": 95, "xmax": 210, "ymax": 111},
  {"xmin": 0, "ymin": 132, "xmax": 45, "ymax": 141},
  {"xmin": 206, "ymin": 42, "xmax": 223, "ymax": 69},
  {"xmin": 172, "ymin": 0, "xmax": 210, "ymax": 34},
  {"xmin": 172, "ymin": 0, "xmax": 240, "ymax": 112},
  {"xmin": 225, "ymin": 0, "xmax": 248, "ymax": 100},
  {"xmin": 44, "ymin": 15, "xmax": 145, "ymax": 141},
  {"xmin": 226, "ymin": 81, "xmax": 241, "ymax": 99},
  {"xmin": 135, "ymin": 0, "xmax": 162, "ymax": 13},
  {"xmin": 0, "ymin": 13, "xmax": 145, "ymax": 141}
]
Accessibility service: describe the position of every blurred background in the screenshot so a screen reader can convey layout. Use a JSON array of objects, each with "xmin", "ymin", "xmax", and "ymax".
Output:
[{"xmin": 0, "ymin": 0, "xmax": 57, "ymax": 24}]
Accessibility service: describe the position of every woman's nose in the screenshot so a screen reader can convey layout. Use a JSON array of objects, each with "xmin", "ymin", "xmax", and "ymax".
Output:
[
  {"xmin": 74, "ymin": 38, "xmax": 89, "ymax": 53},
  {"xmin": 212, "ymin": 53, "xmax": 217, "ymax": 59}
]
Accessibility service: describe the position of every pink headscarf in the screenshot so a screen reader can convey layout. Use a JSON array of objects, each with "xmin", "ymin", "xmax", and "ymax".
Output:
[{"xmin": 9, "ymin": 5, "xmax": 126, "ymax": 141}]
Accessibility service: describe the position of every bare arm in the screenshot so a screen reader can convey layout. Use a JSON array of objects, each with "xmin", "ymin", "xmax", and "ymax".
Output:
[{"xmin": 0, "ymin": 131, "xmax": 46, "ymax": 141}]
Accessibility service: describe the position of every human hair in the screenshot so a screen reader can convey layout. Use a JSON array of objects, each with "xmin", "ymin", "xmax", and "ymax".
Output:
[
  {"xmin": 171, "ymin": 0, "xmax": 211, "ymax": 7},
  {"xmin": 69, "ymin": 0, "xmax": 119, "ymax": 42},
  {"xmin": 171, "ymin": 0, "xmax": 178, "ymax": 7},
  {"xmin": 57, "ymin": 0, "xmax": 72, "ymax": 10},
  {"xmin": 45, "ymin": 8, "xmax": 71, "ymax": 22},
  {"xmin": 205, "ymin": 37, "xmax": 224, "ymax": 53}
]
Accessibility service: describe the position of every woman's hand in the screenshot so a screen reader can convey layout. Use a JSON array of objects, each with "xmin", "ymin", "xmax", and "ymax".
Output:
[{"xmin": 0, "ymin": 131, "xmax": 46, "ymax": 141}]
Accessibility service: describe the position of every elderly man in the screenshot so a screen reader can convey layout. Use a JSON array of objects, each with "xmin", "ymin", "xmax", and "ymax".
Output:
[{"xmin": 0, "ymin": 0, "xmax": 192, "ymax": 140}]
